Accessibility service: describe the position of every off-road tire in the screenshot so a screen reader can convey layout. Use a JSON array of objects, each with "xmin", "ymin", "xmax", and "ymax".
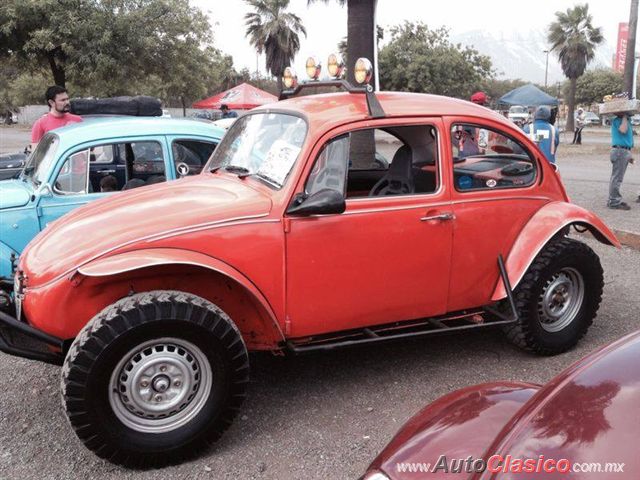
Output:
[
  {"xmin": 503, "ymin": 238, "xmax": 603, "ymax": 355},
  {"xmin": 61, "ymin": 290, "xmax": 249, "ymax": 468}
]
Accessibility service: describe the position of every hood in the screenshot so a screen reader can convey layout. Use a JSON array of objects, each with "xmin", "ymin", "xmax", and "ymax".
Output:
[
  {"xmin": 370, "ymin": 383, "xmax": 539, "ymax": 480},
  {"xmin": 22, "ymin": 174, "xmax": 272, "ymax": 286},
  {"xmin": 0, "ymin": 179, "xmax": 33, "ymax": 209},
  {"xmin": 481, "ymin": 330, "xmax": 640, "ymax": 479}
]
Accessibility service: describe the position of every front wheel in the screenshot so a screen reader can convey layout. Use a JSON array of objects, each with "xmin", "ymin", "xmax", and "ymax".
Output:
[
  {"xmin": 503, "ymin": 238, "xmax": 604, "ymax": 355},
  {"xmin": 61, "ymin": 291, "xmax": 249, "ymax": 467}
]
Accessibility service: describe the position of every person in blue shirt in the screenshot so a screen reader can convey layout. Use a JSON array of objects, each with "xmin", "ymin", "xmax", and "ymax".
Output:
[
  {"xmin": 523, "ymin": 106, "xmax": 560, "ymax": 163},
  {"xmin": 220, "ymin": 104, "xmax": 238, "ymax": 119},
  {"xmin": 608, "ymin": 114, "xmax": 635, "ymax": 210}
]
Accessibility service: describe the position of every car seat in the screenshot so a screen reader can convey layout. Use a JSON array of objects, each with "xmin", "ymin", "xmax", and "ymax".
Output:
[
  {"xmin": 368, "ymin": 145, "xmax": 415, "ymax": 196},
  {"xmin": 122, "ymin": 178, "xmax": 146, "ymax": 190}
]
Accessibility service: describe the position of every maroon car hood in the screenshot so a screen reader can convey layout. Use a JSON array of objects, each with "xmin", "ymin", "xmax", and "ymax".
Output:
[
  {"xmin": 22, "ymin": 174, "xmax": 272, "ymax": 287},
  {"xmin": 373, "ymin": 382, "xmax": 540, "ymax": 479},
  {"xmin": 479, "ymin": 331, "xmax": 640, "ymax": 479}
]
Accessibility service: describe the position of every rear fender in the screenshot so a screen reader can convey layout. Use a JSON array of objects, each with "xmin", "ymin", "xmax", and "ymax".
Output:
[
  {"xmin": 77, "ymin": 248, "xmax": 284, "ymax": 349},
  {"xmin": 492, "ymin": 202, "xmax": 620, "ymax": 301}
]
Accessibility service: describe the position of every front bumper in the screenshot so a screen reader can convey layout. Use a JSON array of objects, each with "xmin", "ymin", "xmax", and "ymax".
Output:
[{"xmin": 0, "ymin": 309, "xmax": 64, "ymax": 365}]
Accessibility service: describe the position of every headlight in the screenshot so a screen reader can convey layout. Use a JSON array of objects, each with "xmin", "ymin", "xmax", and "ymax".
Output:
[
  {"xmin": 354, "ymin": 57, "xmax": 373, "ymax": 85},
  {"xmin": 282, "ymin": 67, "xmax": 298, "ymax": 89},
  {"xmin": 305, "ymin": 56, "xmax": 321, "ymax": 80},
  {"xmin": 327, "ymin": 53, "xmax": 345, "ymax": 78}
]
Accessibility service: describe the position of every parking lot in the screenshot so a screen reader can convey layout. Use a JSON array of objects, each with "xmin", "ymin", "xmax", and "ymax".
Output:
[{"xmin": 0, "ymin": 125, "xmax": 639, "ymax": 479}]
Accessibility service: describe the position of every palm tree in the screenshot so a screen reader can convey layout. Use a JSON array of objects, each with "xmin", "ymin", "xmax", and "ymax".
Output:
[
  {"xmin": 623, "ymin": 0, "xmax": 639, "ymax": 95},
  {"xmin": 548, "ymin": 4, "xmax": 603, "ymax": 131},
  {"xmin": 245, "ymin": 0, "xmax": 306, "ymax": 91},
  {"xmin": 308, "ymin": 0, "xmax": 378, "ymax": 88}
]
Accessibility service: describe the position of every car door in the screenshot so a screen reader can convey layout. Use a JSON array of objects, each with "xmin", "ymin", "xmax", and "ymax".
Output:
[
  {"xmin": 285, "ymin": 119, "xmax": 453, "ymax": 338},
  {"xmin": 445, "ymin": 116, "xmax": 549, "ymax": 312},
  {"xmin": 37, "ymin": 148, "xmax": 112, "ymax": 230}
]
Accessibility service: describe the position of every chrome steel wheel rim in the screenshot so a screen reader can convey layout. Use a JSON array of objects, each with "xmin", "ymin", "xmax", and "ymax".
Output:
[
  {"xmin": 109, "ymin": 337, "xmax": 212, "ymax": 434},
  {"xmin": 538, "ymin": 267, "xmax": 585, "ymax": 333}
]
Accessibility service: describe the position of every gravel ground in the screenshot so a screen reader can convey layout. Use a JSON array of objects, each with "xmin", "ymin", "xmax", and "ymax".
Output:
[{"xmin": 0, "ymin": 238, "xmax": 638, "ymax": 479}]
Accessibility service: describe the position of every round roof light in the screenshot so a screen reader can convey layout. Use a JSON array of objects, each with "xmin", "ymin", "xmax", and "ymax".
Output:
[
  {"xmin": 282, "ymin": 67, "xmax": 298, "ymax": 89},
  {"xmin": 354, "ymin": 58, "xmax": 373, "ymax": 85},
  {"xmin": 327, "ymin": 53, "xmax": 345, "ymax": 78},
  {"xmin": 305, "ymin": 56, "xmax": 321, "ymax": 80}
]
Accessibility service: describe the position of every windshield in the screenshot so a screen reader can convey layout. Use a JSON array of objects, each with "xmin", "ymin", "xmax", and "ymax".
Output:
[
  {"xmin": 21, "ymin": 134, "xmax": 59, "ymax": 185},
  {"xmin": 510, "ymin": 106, "xmax": 526, "ymax": 114},
  {"xmin": 207, "ymin": 113, "xmax": 307, "ymax": 189}
]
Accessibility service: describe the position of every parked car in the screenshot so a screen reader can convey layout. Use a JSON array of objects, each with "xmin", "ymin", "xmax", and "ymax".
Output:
[
  {"xmin": 0, "ymin": 58, "xmax": 618, "ymax": 467},
  {"xmin": 0, "ymin": 151, "xmax": 27, "ymax": 180},
  {"xmin": 507, "ymin": 105, "xmax": 529, "ymax": 123},
  {"xmin": 0, "ymin": 117, "xmax": 224, "ymax": 308},
  {"xmin": 362, "ymin": 329, "xmax": 640, "ymax": 479},
  {"xmin": 583, "ymin": 111, "xmax": 600, "ymax": 125}
]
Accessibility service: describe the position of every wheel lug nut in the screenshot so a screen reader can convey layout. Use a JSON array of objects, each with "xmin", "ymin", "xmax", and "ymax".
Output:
[
  {"xmin": 174, "ymin": 380, "xmax": 181, "ymax": 387},
  {"xmin": 155, "ymin": 395, "xmax": 163, "ymax": 402},
  {"xmin": 160, "ymin": 366, "xmax": 167, "ymax": 372},
  {"xmin": 141, "ymin": 381, "xmax": 149, "ymax": 388}
]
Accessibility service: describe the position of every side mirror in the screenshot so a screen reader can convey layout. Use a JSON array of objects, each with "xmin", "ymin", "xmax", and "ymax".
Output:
[
  {"xmin": 37, "ymin": 183, "xmax": 53, "ymax": 198},
  {"xmin": 287, "ymin": 188, "xmax": 346, "ymax": 216}
]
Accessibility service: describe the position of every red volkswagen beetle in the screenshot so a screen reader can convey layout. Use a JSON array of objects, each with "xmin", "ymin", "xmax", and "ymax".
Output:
[
  {"xmin": 0, "ymin": 58, "xmax": 619, "ymax": 467},
  {"xmin": 363, "ymin": 330, "xmax": 640, "ymax": 479}
]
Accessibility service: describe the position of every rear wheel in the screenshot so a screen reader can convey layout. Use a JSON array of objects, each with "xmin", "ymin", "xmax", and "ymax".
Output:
[
  {"xmin": 61, "ymin": 290, "xmax": 249, "ymax": 467},
  {"xmin": 503, "ymin": 238, "xmax": 603, "ymax": 355}
]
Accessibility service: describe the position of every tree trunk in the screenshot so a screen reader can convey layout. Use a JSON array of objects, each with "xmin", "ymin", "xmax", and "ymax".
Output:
[
  {"xmin": 346, "ymin": 0, "xmax": 377, "ymax": 87},
  {"xmin": 566, "ymin": 77, "xmax": 577, "ymax": 132},
  {"xmin": 624, "ymin": 0, "xmax": 639, "ymax": 97},
  {"xmin": 180, "ymin": 95, "xmax": 186, "ymax": 117},
  {"xmin": 47, "ymin": 50, "xmax": 66, "ymax": 87}
]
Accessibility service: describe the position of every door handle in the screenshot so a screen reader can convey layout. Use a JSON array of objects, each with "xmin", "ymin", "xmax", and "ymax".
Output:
[
  {"xmin": 97, "ymin": 169, "xmax": 116, "ymax": 174},
  {"xmin": 420, "ymin": 212, "xmax": 455, "ymax": 222}
]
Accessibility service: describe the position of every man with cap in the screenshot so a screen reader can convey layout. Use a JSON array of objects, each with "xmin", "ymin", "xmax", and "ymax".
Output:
[
  {"xmin": 470, "ymin": 91, "xmax": 489, "ymax": 107},
  {"xmin": 470, "ymin": 92, "xmax": 490, "ymax": 150},
  {"xmin": 523, "ymin": 106, "xmax": 560, "ymax": 163}
]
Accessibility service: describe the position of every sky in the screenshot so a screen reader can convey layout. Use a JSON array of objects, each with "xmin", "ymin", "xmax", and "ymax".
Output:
[{"xmin": 193, "ymin": 0, "xmax": 635, "ymax": 81}]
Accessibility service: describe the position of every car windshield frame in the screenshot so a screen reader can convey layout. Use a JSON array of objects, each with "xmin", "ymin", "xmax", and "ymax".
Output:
[
  {"xmin": 206, "ymin": 112, "xmax": 308, "ymax": 190},
  {"xmin": 20, "ymin": 133, "xmax": 60, "ymax": 186}
]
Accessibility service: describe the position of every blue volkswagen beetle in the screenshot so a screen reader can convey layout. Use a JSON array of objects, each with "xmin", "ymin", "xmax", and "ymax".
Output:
[{"xmin": 0, "ymin": 117, "xmax": 225, "ymax": 307}]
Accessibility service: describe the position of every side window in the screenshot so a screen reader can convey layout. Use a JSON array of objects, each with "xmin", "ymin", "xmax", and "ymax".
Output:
[
  {"xmin": 306, "ymin": 125, "xmax": 439, "ymax": 199},
  {"xmin": 123, "ymin": 141, "xmax": 166, "ymax": 189},
  {"xmin": 55, "ymin": 150, "xmax": 89, "ymax": 194},
  {"xmin": 89, "ymin": 145, "xmax": 115, "ymax": 164},
  {"xmin": 306, "ymin": 134, "xmax": 350, "ymax": 197},
  {"xmin": 172, "ymin": 140, "xmax": 216, "ymax": 177},
  {"xmin": 451, "ymin": 123, "xmax": 536, "ymax": 191}
]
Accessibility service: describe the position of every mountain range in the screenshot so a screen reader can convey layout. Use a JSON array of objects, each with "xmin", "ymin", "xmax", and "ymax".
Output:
[{"xmin": 450, "ymin": 28, "xmax": 616, "ymax": 85}]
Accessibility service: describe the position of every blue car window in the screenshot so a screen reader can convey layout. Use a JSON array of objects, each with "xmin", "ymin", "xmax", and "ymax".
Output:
[
  {"xmin": 55, "ymin": 150, "xmax": 90, "ymax": 194},
  {"xmin": 172, "ymin": 140, "xmax": 216, "ymax": 177}
]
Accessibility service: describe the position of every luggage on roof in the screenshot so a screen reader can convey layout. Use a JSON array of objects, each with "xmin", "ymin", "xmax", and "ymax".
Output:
[{"xmin": 70, "ymin": 96, "xmax": 162, "ymax": 116}]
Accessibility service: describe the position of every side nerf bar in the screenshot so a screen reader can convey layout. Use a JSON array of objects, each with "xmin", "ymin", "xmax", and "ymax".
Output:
[{"xmin": 0, "ymin": 310, "xmax": 64, "ymax": 365}]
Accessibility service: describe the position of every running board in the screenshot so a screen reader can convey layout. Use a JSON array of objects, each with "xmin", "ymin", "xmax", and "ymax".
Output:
[
  {"xmin": 286, "ymin": 309, "xmax": 515, "ymax": 354},
  {"xmin": 286, "ymin": 256, "xmax": 519, "ymax": 354}
]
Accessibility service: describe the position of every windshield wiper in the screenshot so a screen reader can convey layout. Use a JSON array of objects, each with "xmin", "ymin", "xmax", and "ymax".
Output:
[{"xmin": 223, "ymin": 165, "xmax": 252, "ymax": 178}]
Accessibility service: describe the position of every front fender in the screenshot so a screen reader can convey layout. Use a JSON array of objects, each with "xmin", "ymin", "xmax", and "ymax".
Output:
[
  {"xmin": 0, "ymin": 242, "xmax": 18, "ymax": 282},
  {"xmin": 77, "ymin": 247, "xmax": 284, "ymax": 346},
  {"xmin": 492, "ymin": 202, "xmax": 620, "ymax": 301}
]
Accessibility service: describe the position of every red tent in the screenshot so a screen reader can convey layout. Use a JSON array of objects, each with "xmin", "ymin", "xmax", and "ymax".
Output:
[{"xmin": 192, "ymin": 83, "xmax": 277, "ymax": 110}]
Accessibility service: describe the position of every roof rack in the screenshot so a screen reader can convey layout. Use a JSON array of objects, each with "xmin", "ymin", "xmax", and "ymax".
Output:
[{"xmin": 279, "ymin": 79, "xmax": 386, "ymax": 119}]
